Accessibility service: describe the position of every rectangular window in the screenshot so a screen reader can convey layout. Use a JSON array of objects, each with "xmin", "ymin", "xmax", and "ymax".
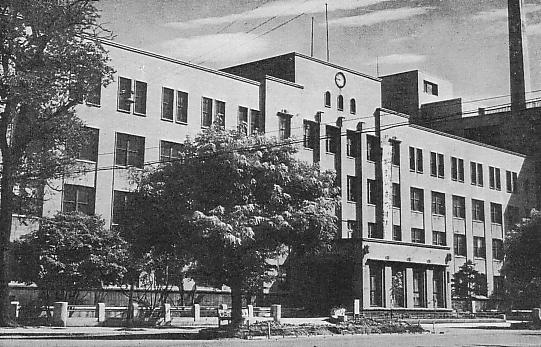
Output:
[
  {"xmin": 492, "ymin": 239, "xmax": 504, "ymax": 260},
  {"xmin": 454, "ymin": 234, "xmax": 467, "ymax": 256},
  {"xmin": 215, "ymin": 100, "xmax": 225, "ymax": 126},
  {"xmin": 471, "ymin": 162, "xmax": 483, "ymax": 186},
  {"xmin": 431, "ymin": 191, "xmax": 446, "ymax": 215},
  {"xmin": 160, "ymin": 140, "xmax": 183, "ymax": 163},
  {"xmin": 423, "ymin": 80, "xmax": 438, "ymax": 96},
  {"xmin": 278, "ymin": 114, "xmax": 292, "ymax": 140},
  {"xmin": 409, "ymin": 147, "xmax": 424, "ymax": 173},
  {"xmin": 366, "ymin": 135, "xmax": 378, "ymax": 161},
  {"xmin": 391, "ymin": 140, "xmax": 400, "ymax": 166},
  {"xmin": 392, "ymin": 183, "xmax": 401, "ymax": 208},
  {"xmin": 347, "ymin": 176, "xmax": 359, "ymax": 202},
  {"xmin": 117, "ymin": 77, "xmax": 132, "ymax": 112},
  {"xmin": 325, "ymin": 125, "xmax": 339, "ymax": 154},
  {"xmin": 347, "ymin": 220, "xmax": 359, "ymax": 238},
  {"xmin": 452, "ymin": 157, "xmax": 465, "ymax": 182},
  {"xmin": 392, "ymin": 225, "xmax": 402, "ymax": 241},
  {"xmin": 473, "ymin": 236, "xmax": 486, "ymax": 258},
  {"xmin": 346, "ymin": 130, "xmax": 360, "ymax": 157},
  {"xmin": 238, "ymin": 106, "xmax": 248, "ymax": 134},
  {"xmin": 489, "ymin": 167, "xmax": 501, "ymax": 190},
  {"xmin": 472, "ymin": 199, "xmax": 485, "ymax": 221},
  {"xmin": 367, "ymin": 179, "xmax": 376, "ymax": 205},
  {"xmin": 115, "ymin": 133, "xmax": 145, "ymax": 168},
  {"xmin": 250, "ymin": 109, "xmax": 264, "ymax": 134},
  {"xmin": 112, "ymin": 190, "xmax": 134, "ymax": 225},
  {"xmin": 161, "ymin": 87, "xmax": 174, "ymax": 121},
  {"xmin": 367, "ymin": 222, "xmax": 382, "ymax": 239},
  {"xmin": 62, "ymin": 184, "xmax": 95, "ymax": 215},
  {"xmin": 432, "ymin": 230, "xmax": 446, "ymax": 246},
  {"xmin": 452, "ymin": 195, "xmax": 465, "ymax": 218},
  {"xmin": 78, "ymin": 127, "xmax": 99, "ymax": 162},
  {"xmin": 491, "ymin": 203, "xmax": 503, "ymax": 224},
  {"xmin": 411, "ymin": 228, "xmax": 425, "ymax": 243},
  {"xmin": 134, "ymin": 80, "xmax": 147, "ymax": 115},
  {"xmin": 176, "ymin": 91, "xmax": 188, "ymax": 123},
  {"xmin": 410, "ymin": 187, "xmax": 424, "ymax": 212},
  {"xmin": 201, "ymin": 97, "xmax": 213, "ymax": 127},
  {"xmin": 506, "ymin": 171, "xmax": 518, "ymax": 193},
  {"xmin": 431, "ymin": 152, "xmax": 437, "ymax": 177},
  {"xmin": 303, "ymin": 120, "xmax": 317, "ymax": 149}
]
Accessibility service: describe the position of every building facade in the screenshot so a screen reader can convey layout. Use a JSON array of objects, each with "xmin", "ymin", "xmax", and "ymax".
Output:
[{"xmin": 13, "ymin": 41, "xmax": 536, "ymax": 312}]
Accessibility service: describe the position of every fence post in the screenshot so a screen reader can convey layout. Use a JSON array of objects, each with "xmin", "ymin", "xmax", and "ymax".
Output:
[
  {"xmin": 163, "ymin": 303, "xmax": 171, "ymax": 325},
  {"xmin": 271, "ymin": 304, "xmax": 281, "ymax": 323},
  {"xmin": 9, "ymin": 301, "xmax": 19, "ymax": 320},
  {"xmin": 247, "ymin": 304, "xmax": 254, "ymax": 322},
  {"xmin": 53, "ymin": 302, "xmax": 68, "ymax": 327},
  {"xmin": 354, "ymin": 299, "xmax": 360, "ymax": 317},
  {"xmin": 192, "ymin": 303, "xmax": 200, "ymax": 322},
  {"xmin": 96, "ymin": 303, "xmax": 106, "ymax": 322}
]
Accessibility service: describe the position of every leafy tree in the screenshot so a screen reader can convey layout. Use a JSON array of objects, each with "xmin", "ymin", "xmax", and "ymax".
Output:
[
  {"xmin": 12, "ymin": 212, "xmax": 127, "ymax": 309},
  {"xmin": 127, "ymin": 127, "xmax": 338, "ymax": 324},
  {"xmin": 452, "ymin": 260, "xmax": 487, "ymax": 309},
  {"xmin": 501, "ymin": 209, "xmax": 541, "ymax": 308},
  {"xmin": 0, "ymin": 1, "xmax": 114, "ymax": 324}
]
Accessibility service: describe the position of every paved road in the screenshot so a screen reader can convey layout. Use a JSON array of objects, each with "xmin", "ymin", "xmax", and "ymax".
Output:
[{"xmin": 1, "ymin": 326, "xmax": 541, "ymax": 347}]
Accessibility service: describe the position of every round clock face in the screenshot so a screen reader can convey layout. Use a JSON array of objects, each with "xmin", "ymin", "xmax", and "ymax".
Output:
[{"xmin": 335, "ymin": 72, "xmax": 346, "ymax": 88}]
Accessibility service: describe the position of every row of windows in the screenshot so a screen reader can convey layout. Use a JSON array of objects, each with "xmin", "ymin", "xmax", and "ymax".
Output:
[
  {"xmin": 324, "ymin": 91, "xmax": 356, "ymax": 114},
  {"xmin": 116, "ymin": 77, "xmax": 264, "ymax": 131},
  {"xmin": 348, "ymin": 219, "xmax": 505, "ymax": 258},
  {"xmin": 347, "ymin": 178, "xmax": 511, "ymax": 225},
  {"xmin": 453, "ymin": 234, "xmax": 504, "ymax": 260},
  {"xmin": 62, "ymin": 184, "xmax": 133, "ymax": 225}
]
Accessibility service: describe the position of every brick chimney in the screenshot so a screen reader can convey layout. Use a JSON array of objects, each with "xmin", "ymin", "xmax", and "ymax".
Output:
[{"xmin": 508, "ymin": 0, "xmax": 531, "ymax": 112}]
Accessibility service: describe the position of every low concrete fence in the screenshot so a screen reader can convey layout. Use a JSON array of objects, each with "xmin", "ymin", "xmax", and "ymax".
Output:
[{"xmin": 39, "ymin": 302, "xmax": 283, "ymax": 327}]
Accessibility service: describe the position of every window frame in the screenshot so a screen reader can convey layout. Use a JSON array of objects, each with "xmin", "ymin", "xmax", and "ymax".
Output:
[
  {"xmin": 472, "ymin": 199, "xmax": 485, "ymax": 222},
  {"xmin": 201, "ymin": 97, "xmax": 213, "ymax": 128},
  {"xmin": 454, "ymin": 233, "xmax": 467, "ymax": 256},
  {"xmin": 347, "ymin": 175, "xmax": 359, "ymax": 203},
  {"xmin": 115, "ymin": 133, "xmax": 145, "ymax": 169},
  {"xmin": 303, "ymin": 120, "xmax": 317, "ymax": 149},
  {"xmin": 161, "ymin": 87, "xmax": 175, "ymax": 121},
  {"xmin": 411, "ymin": 228, "xmax": 425, "ymax": 244},
  {"xmin": 62, "ymin": 184, "xmax": 95, "ymax": 215},
  {"xmin": 350, "ymin": 98, "xmax": 356, "ymax": 114},
  {"xmin": 490, "ymin": 202, "xmax": 503, "ymax": 224},
  {"xmin": 410, "ymin": 187, "xmax": 424, "ymax": 213},
  {"xmin": 366, "ymin": 135, "xmax": 379, "ymax": 162},
  {"xmin": 367, "ymin": 179, "xmax": 376, "ymax": 205},
  {"xmin": 431, "ymin": 191, "xmax": 446, "ymax": 216},
  {"xmin": 473, "ymin": 236, "xmax": 486, "ymax": 258},
  {"xmin": 278, "ymin": 113, "xmax": 292, "ymax": 140},
  {"xmin": 392, "ymin": 183, "xmax": 401, "ymax": 208},
  {"xmin": 324, "ymin": 91, "xmax": 331, "ymax": 108},
  {"xmin": 452, "ymin": 195, "xmax": 466, "ymax": 218},
  {"xmin": 325, "ymin": 125, "xmax": 339, "ymax": 154},
  {"xmin": 432, "ymin": 230, "xmax": 446, "ymax": 246}
]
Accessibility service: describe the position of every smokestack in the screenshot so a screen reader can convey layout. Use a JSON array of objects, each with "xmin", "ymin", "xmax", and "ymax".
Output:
[{"xmin": 508, "ymin": 0, "xmax": 531, "ymax": 112}]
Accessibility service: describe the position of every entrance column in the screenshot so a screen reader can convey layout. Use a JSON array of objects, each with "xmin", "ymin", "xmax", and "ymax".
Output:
[
  {"xmin": 363, "ymin": 263, "xmax": 371, "ymax": 308},
  {"xmin": 384, "ymin": 265, "xmax": 392, "ymax": 308},
  {"xmin": 446, "ymin": 269, "xmax": 452, "ymax": 308},
  {"xmin": 405, "ymin": 267, "xmax": 414, "ymax": 308},
  {"xmin": 426, "ymin": 268, "xmax": 434, "ymax": 309}
]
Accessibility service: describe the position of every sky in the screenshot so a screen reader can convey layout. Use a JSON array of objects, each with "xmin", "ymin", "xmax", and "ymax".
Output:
[{"xmin": 97, "ymin": 0, "xmax": 541, "ymax": 110}]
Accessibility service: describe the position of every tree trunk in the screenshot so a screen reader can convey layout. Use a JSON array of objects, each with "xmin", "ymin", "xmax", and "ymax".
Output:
[
  {"xmin": 0, "ymin": 162, "xmax": 15, "ymax": 326},
  {"xmin": 230, "ymin": 281, "xmax": 243, "ymax": 326}
]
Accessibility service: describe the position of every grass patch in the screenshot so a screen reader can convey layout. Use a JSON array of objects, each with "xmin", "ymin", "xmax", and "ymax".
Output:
[{"xmin": 199, "ymin": 317, "xmax": 426, "ymax": 339}]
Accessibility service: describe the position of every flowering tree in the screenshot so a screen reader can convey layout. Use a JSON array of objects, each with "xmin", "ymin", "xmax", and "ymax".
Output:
[{"xmin": 127, "ymin": 127, "xmax": 338, "ymax": 324}]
